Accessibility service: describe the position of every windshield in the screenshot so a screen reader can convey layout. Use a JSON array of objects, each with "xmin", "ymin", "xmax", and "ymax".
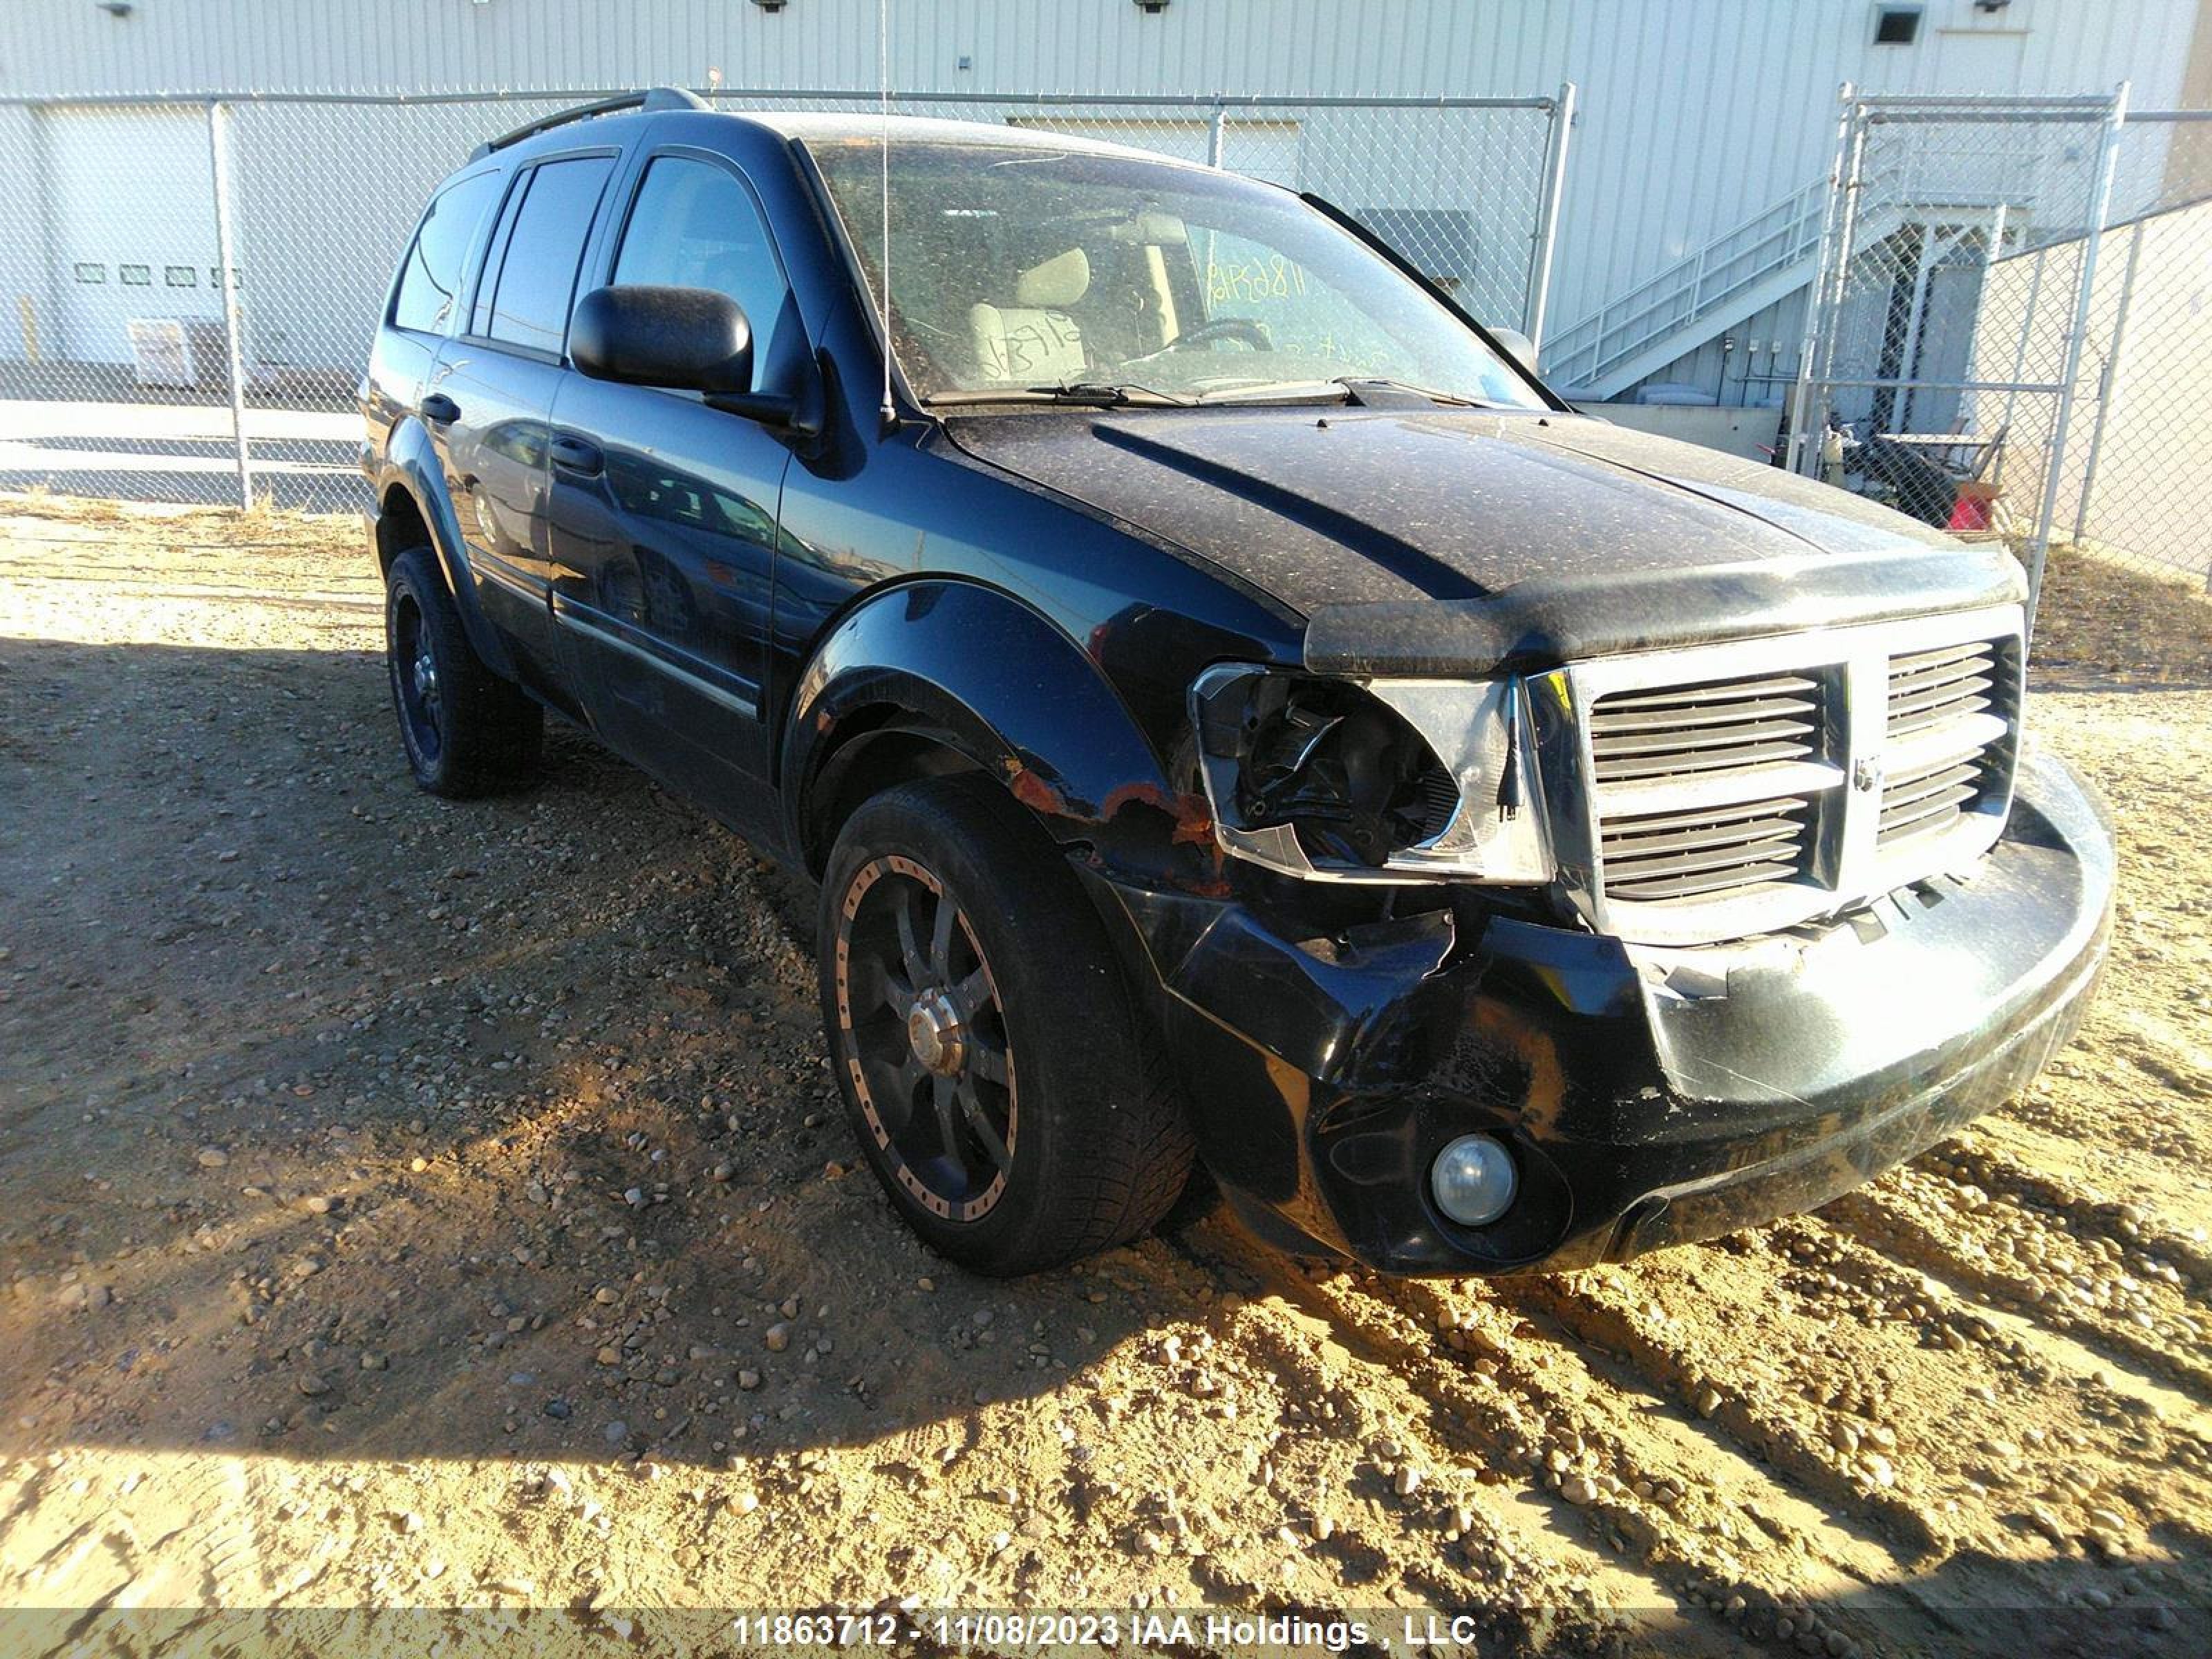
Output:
[{"xmin": 805, "ymin": 135, "xmax": 1547, "ymax": 411}]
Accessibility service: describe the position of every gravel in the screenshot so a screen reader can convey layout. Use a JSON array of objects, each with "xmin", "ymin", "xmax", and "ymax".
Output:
[{"xmin": 1, "ymin": 496, "xmax": 2208, "ymax": 1656}]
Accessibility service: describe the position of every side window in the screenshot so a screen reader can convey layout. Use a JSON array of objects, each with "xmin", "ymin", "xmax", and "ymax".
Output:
[
  {"xmin": 469, "ymin": 176, "xmax": 531, "ymax": 339},
  {"xmin": 478, "ymin": 155, "xmax": 617, "ymax": 355},
  {"xmin": 612, "ymin": 156, "xmax": 791, "ymax": 359},
  {"xmin": 391, "ymin": 170, "xmax": 501, "ymax": 335}
]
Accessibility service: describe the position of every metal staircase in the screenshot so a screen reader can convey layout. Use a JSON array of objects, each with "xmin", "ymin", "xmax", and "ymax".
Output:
[{"xmin": 1543, "ymin": 176, "xmax": 1830, "ymax": 401}]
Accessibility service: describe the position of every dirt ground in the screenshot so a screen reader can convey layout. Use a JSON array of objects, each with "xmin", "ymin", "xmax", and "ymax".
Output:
[{"xmin": 1, "ymin": 495, "xmax": 2209, "ymax": 1658}]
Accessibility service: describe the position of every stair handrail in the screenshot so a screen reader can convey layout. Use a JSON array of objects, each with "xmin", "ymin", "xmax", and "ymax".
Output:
[{"xmin": 1545, "ymin": 174, "xmax": 1831, "ymax": 387}]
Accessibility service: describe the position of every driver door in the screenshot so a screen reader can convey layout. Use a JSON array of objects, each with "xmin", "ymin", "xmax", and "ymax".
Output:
[{"xmin": 543, "ymin": 149, "xmax": 803, "ymax": 836}]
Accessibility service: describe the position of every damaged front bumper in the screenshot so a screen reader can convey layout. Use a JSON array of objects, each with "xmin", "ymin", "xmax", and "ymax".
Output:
[{"xmin": 1094, "ymin": 745, "xmax": 2115, "ymax": 1275}]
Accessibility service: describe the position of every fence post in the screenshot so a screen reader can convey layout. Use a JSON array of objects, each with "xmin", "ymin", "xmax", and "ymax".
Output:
[
  {"xmin": 205, "ymin": 97, "xmax": 253, "ymax": 511},
  {"xmin": 1788, "ymin": 84, "xmax": 1859, "ymax": 476},
  {"xmin": 1998, "ymin": 245, "xmax": 2047, "ymax": 444},
  {"xmin": 1206, "ymin": 100, "xmax": 1228, "ymax": 168},
  {"xmin": 2025, "ymin": 81, "xmax": 2129, "ymax": 628},
  {"xmin": 2070, "ymin": 218, "xmax": 2142, "ymax": 546},
  {"xmin": 1523, "ymin": 79, "xmax": 1576, "ymax": 352}
]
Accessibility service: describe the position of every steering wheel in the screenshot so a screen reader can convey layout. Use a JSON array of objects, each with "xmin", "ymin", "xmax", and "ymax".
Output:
[{"xmin": 1169, "ymin": 316, "xmax": 1273, "ymax": 352}]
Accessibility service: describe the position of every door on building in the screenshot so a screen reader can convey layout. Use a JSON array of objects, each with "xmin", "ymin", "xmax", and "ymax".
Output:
[{"xmin": 41, "ymin": 104, "xmax": 221, "ymax": 370}]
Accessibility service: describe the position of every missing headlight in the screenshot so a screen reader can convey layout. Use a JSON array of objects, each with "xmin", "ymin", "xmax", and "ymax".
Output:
[
  {"xmin": 1191, "ymin": 666, "xmax": 1552, "ymax": 885},
  {"xmin": 1203, "ymin": 673, "xmax": 1453, "ymax": 867}
]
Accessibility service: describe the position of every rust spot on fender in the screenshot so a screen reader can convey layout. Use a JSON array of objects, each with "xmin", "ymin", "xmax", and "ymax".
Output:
[
  {"xmin": 1100, "ymin": 780, "xmax": 1217, "ymax": 845},
  {"xmin": 1006, "ymin": 765, "xmax": 1075, "ymax": 819}
]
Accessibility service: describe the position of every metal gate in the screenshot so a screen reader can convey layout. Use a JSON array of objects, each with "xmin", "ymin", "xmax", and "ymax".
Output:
[
  {"xmin": 0, "ymin": 86, "xmax": 1575, "ymax": 515},
  {"xmin": 1786, "ymin": 88, "xmax": 2131, "ymax": 621}
]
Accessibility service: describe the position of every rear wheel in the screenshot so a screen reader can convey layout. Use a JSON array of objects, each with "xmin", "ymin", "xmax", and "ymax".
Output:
[
  {"xmin": 383, "ymin": 545, "xmax": 543, "ymax": 798},
  {"xmin": 818, "ymin": 775, "xmax": 1194, "ymax": 1275}
]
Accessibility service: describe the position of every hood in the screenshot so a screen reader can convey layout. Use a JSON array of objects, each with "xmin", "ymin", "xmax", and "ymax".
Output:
[{"xmin": 945, "ymin": 408, "xmax": 2024, "ymax": 675}]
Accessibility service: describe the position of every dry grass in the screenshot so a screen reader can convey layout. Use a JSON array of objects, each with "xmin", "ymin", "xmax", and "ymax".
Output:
[{"xmin": 2030, "ymin": 540, "xmax": 2212, "ymax": 687}]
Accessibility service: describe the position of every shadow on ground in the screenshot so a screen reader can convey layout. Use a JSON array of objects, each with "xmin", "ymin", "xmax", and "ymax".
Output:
[{"xmin": 1, "ymin": 635, "xmax": 1252, "ymax": 1477}]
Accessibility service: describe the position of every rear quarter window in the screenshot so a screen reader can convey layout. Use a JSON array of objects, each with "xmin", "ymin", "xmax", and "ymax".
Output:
[{"xmin": 391, "ymin": 169, "xmax": 502, "ymax": 335}]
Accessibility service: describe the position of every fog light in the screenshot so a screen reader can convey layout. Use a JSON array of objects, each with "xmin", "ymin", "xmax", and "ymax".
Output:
[{"xmin": 1431, "ymin": 1134, "xmax": 1517, "ymax": 1227}]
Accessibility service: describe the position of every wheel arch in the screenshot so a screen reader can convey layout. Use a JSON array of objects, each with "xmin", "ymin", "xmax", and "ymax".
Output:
[
  {"xmin": 780, "ymin": 580, "xmax": 1219, "ymax": 890},
  {"xmin": 370, "ymin": 418, "xmax": 518, "ymax": 679}
]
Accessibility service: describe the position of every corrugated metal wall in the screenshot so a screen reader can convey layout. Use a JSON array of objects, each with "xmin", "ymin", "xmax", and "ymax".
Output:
[{"xmin": 3, "ymin": 0, "xmax": 2202, "ymax": 350}]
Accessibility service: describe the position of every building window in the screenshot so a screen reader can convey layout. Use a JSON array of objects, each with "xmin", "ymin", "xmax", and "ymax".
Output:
[
  {"xmin": 1873, "ymin": 4, "xmax": 1923, "ymax": 45},
  {"xmin": 73, "ymin": 262, "xmax": 106, "ymax": 283},
  {"xmin": 120, "ymin": 263, "xmax": 151, "ymax": 285},
  {"xmin": 165, "ymin": 265, "xmax": 198, "ymax": 288}
]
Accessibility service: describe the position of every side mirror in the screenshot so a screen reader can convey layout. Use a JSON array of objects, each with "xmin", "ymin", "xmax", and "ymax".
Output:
[
  {"xmin": 571, "ymin": 284, "xmax": 821, "ymax": 437},
  {"xmin": 571, "ymin": 285, "xmax": 753, "ymax": 395},
  {"xmin": 1486, "ymin": 326, "xmax": 1539, "ymax": 376}
]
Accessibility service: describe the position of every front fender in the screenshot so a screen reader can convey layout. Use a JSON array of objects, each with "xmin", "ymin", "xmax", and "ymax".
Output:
[
  {"xmin": 781, "ymin": 580, "xmax": 1222, "ymax": 891},
  {"xmin": 373, "ymin": 417, "xmax": 518, "ymax": 680}
]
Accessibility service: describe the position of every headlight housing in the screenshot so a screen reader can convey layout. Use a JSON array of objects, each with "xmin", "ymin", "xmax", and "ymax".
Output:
[{"xmin": 1189, "ymin": 666, "xmax": 1551, "ymax": 884}]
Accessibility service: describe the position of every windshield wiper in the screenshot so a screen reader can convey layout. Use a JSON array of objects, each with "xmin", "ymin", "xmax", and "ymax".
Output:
[{"xmin": 925, "ymin": 382, "xmax": 1195, "ymax": 409}]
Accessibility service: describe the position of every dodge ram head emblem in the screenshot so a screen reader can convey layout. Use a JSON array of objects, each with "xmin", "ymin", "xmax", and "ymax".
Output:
[{"xmin": 1853, "ymin": 756, "xmax": 1884, "ymax": 792}]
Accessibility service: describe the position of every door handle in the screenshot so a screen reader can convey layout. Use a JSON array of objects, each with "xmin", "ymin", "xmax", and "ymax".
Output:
[
  {"xmin": 418, "ymin": 392, "xmax": 461, "ymax": 424},
  {"xmin": 550, "ymin": 434, "xmax": 604, "ymax": 476}
]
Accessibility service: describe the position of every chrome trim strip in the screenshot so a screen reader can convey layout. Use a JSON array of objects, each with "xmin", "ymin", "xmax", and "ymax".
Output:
[
  {"xmin": 1593, "ymin": 758, "xmax": 1846, "ymax": 818},
  {"xmin": 552, "ymin": 596, "xmax": 760, "ymax": 722},
  {"xmin": 1884, "ymin": 711, "xmax": 2011, "ymax": 774},
  {"xmin": 469, "ymin": 545, "xmax": 545, "ymax": 600}
]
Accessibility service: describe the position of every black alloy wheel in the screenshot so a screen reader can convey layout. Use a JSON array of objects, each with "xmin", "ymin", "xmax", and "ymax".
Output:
[
  {"xmin": 381, "ymin": 545, "xmax": 544, "ymax": 798},
  {"xmin": 391, "ymin": 588, "xmax": 446, "ymax": 769},
  {"xmin": 818, "ymin": 776, "xmax": 1195, "ymax": 1275}
]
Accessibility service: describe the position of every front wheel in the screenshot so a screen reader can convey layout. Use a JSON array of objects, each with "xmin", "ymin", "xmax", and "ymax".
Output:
[{"xmin": 818, "ymin": 775, "xmax": 1194, "ymax": 1275}]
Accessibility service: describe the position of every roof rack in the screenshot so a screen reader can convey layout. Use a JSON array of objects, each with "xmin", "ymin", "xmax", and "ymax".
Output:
[{"xmin": 471, "ymin": 86, "xmax": 710, "ymax": 160}]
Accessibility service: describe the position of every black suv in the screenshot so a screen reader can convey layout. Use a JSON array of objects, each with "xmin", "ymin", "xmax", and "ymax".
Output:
[{"xmin": 361, "ymin": 90, "xmax": 2114, "ymax": 1276}]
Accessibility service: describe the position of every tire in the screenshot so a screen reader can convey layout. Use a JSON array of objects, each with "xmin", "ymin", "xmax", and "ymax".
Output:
[
  {"xmin": 383, "ymin": 545, "xmax": 543, "ymax": 798},
  {"xmin": 818, "ymin": 774, "xmax": 1195, "ymax": 1275}
]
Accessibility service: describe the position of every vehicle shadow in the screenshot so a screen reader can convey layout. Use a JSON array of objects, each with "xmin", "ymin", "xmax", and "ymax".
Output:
[{"xmin": 1, "ymin": 632, "xmax": 1237, "ymax": 1475}]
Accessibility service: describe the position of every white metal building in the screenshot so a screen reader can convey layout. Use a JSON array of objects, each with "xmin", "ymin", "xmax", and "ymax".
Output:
[{"xmin": 3, "ymin": 0, "xmax": 2208, "ymax": 406}]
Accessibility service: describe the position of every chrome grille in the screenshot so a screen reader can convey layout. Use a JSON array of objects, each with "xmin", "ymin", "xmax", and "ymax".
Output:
[
  {"xmin": 1878, "ymin": 637, "xmax": 2016, "ymax": 851},
  {"xmin": 1878, "ymin": 756, "xmax": 1985, "ymax": 846},
  {"xmin": 1587, "ymin": 669, "xmax": 1825, "ymax": 906},
  {"xmin": 1588, "ymin": 672, "xmax": 1822, "ymax": 782},
  {"xmin": 1558, "ymin": 606, "xmax": 2025, "ymax": 948},
  {"xmin": 1598, "ymin": 793, "xmax": 1816, "ymax": 901},
  {"xmin": 1886, "ymin": 639, "xmax": 1999, "ymax": 740}
]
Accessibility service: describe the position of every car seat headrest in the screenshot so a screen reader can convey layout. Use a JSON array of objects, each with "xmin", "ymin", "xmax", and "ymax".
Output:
[{"xmin": 1014, "ymin": 247, "xmax": 1090, "ymax": 310}]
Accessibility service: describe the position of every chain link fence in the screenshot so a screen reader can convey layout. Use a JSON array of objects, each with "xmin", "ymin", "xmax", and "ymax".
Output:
[
  {"xmin": 2040, "ymin": 111, "xmax": 2212, "ymax": 592},
  {"xmin": 1787, "ymin": 95, "xmax": 2123, "ymax": 586},
  {"xmin": 0, "ymin": 87, "xmax": 1570, "ymax": 516},
  {"xmin": 1788, "ymin": 89, "xmax": 2212, "ymax": 644}
]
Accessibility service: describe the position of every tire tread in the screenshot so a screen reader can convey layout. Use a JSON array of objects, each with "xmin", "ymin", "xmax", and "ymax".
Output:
[{"xmin": 819, "ymin": 774, "xmax": 1194, "ymax": 1275}]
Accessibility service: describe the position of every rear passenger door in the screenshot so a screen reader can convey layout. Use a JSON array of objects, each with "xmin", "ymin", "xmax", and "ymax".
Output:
[
  {"xmin": 543, "ymin": 148, "xmax": 803, "ymax": 831},
  {"xmin": 424, "ymin": 151, "xmax": 616, "ymax": 707},
  {"xmin": 369, "ymin": 166, "xmax": 502, "ymax": 461}
]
